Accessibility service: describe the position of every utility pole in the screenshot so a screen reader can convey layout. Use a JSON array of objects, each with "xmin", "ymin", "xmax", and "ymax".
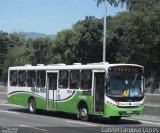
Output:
[{"xmin": 103, "ymin": 0, "xmax": 107, "ymax": 62}]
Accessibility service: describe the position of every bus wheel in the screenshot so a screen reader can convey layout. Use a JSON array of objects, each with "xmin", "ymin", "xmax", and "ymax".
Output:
[
  {"xmin": 109, "ymin": 116, "xmax": 121, "ymax": 123},
  {"xmin": 79, "ymin": 104, "xmax": 88, "ymax": 121},
  {"xmin": 28, "ymin": 99, "xmax": 36, "ymax": 114}
]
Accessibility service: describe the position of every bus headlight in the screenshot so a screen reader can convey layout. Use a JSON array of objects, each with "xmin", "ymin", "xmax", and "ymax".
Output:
[{"xmin": 116, "ymin": 102, "xmax": 120, "ymax": 106}]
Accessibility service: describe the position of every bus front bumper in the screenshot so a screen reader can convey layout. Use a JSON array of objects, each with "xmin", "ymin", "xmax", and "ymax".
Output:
[{"xmin": 104, "ymin": 104, "xmax": 144, "ymax": 117}]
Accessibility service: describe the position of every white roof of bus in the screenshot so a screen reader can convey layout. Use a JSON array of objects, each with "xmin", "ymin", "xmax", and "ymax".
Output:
[{"xmin": 9, "ymin": 62, "xmax": 143, "ymax": 71}]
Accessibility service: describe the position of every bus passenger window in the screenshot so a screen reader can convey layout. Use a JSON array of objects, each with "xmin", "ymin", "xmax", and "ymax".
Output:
[
  {"xmin": 27, "ymin": 71, "xmax": 36, "ymax": 87},
  {"xmin": 48, "ymin": 73, "xmax": 57, "ymax": 90},
  {"xmin": 18, "ymin": 71, "xmax": 26, "ymax": 87},
  {"xmin": 37, "ymin": 71, "xmax": 46, "ymax": 87},
  {"xmin": 10, "ymin": 71, "xmax": 17, "ymax": 86},
  {"xmin": 69, "ymin": 70, "xmax": 80, "ymax": 89},
  {"xmin": 59, "ymin": 70, "xmax": 68, "ymax": 88},
  {"xmin": 81, "ymin": 70, "xmax": 92, "ymax": 90}
]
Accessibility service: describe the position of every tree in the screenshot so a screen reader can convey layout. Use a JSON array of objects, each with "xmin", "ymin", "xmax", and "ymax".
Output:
[
  {"xmin": 53, "ymin": 16, "xmax": 103, "ymax": 64},
  {"xmin": 9, "ymin": 32, "xmax": 26, "ymax": 47},
  {"xmin": 0, "ymin": 31, "xmax": 9, "ymax": 65},
  {"xmin": 53, "ymin": 29, "xmax": 76, "ymax": 64},
  {"xmin": 0, "ymin": 31, "xmax": 10, "ymax": 80},
  {"xmin": 31, "ymin": 38, "xmax": 54, "ymax": 65},
  {"xmin": 96, "ymin": 0, "xmax": 159, "ymax": 12},
  {"xmin": 3, "ymin": 44, "xmax": 32, "ymax": 80},
  {"xmin": 73, "ymin": 16, "xmax": 103, "ymax": 63},
  {"xmin": 118, "ymin": 0, "xmax": 159, "ymax": 12}
]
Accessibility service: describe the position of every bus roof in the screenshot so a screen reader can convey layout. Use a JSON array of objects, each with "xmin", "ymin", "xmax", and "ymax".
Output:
[{"xmin": 8, "ymin": 62, "xmax": 143, "ymax": 71}]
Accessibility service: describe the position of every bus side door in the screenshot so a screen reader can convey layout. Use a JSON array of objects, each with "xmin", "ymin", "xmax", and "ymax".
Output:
[
  {"xmin": 93, "ymin": 71, "xmax": 105, "ymax": 115},
  {"xmin": 46, "ymin": 72, "xmax": 58, "ymax": 110}
]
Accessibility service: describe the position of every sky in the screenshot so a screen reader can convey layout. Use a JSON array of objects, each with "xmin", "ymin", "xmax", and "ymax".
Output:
[{"xmin": 0, "ymin": 0, "xmax": 126, "ymax": 35}]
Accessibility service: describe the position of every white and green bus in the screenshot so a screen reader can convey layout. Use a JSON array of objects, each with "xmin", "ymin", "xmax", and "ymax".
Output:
[{"xmin": 8, "ymin": 62, "xmax": 144, "ymax": 121}]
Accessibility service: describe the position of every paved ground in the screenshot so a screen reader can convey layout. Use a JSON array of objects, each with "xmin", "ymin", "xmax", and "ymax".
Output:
[
  {"xmin": 0, "ymin": 85, "xmax": 7, "ymax": 104},
  {"xmin": 131, "ymin": 115, "xmax": 160, "ymax": 124},
  {"xmin": 0, "ymin": 104, "xmax": 160, "ymax": 133}
]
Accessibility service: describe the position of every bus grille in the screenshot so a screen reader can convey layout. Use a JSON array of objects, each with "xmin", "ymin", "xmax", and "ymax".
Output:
[{"xmin": 119, "ymin": 111, "xmax": 139, "ymax": 115}]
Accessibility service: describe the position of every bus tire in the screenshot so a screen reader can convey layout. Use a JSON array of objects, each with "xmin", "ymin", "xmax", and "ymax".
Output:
[
  {"xmin": 28, "ymin": 99, "xmax": 36, "ymax": 114},
  {"xmin": 79, "ymin": 104, "xmax": 88, "ymax": 121},
  {"xmin": 109, "ymin": 116, "xmax": 121, "ymax": 123}
]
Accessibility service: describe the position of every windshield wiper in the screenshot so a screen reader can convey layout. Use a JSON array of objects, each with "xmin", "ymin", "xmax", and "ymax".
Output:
[
  {"xmin": 117, "ymin": 74, "xmax": 125, "ymax": 85},
  {"xmin": 130, "ymin": 74, "xmax": 138, "ymax": 90}
]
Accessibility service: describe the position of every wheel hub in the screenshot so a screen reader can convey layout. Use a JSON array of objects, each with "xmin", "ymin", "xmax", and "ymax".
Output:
[
  {"xmin": 30, "ymin": 102, "xmax": 34, "ymax": 112},
  {"xmin": 81, "ymin": 108, "xmax": 87, "ymax": 117}
]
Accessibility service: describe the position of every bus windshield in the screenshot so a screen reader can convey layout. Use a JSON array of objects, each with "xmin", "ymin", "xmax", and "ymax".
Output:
[{"xmin": 106, "ymin": 74, "xmax": 144, "ymax": 97}]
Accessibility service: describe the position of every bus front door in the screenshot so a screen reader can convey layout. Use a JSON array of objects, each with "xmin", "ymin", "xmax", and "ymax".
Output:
[
  {"xmin": 47, "ymin": 72, "xmax": 58, "ymax": 110},
  {"xmin": 94, "ymin": 72, "xmax": 105, "ymax": 114}
]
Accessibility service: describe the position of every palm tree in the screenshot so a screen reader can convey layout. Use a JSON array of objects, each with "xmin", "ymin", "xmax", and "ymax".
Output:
[
  {"xmin": 96, "ymin": 0, "xmax": 131, "ymax": 11},
  {"xmin": 118, "ymin": 0, "xmax": 159, "ymax": 12},
  {"xmin": 95, "ymin": 0, "xmax": 118, "ymax": 7}
]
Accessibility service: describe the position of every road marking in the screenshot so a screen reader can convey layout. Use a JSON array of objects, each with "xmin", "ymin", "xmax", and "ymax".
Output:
[
  {"xmin": 66, "ymin": 120, "xmax": 97, "ymax": 127},
  {"xmin": 19, "ymin": 125, "xmax": 48, "ymax": 132},
  {"xmin": 0, "ymin": 110, "xmax": 19, "ymax": 114},
  {"xmin": 0, "ymin": 103, "xmax": 24, "ymax": 108}
]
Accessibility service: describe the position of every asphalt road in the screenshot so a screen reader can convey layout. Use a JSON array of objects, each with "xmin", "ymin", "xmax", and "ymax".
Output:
[{"xmin": 0, "ymin": 104, "xmax": 160, "ymax": 133}]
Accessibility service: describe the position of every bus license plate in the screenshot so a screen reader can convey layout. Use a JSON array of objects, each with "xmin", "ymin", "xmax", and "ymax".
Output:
[{"xmin": 126, "ymin": 110, "xmax": 133, "ymax": 114}]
